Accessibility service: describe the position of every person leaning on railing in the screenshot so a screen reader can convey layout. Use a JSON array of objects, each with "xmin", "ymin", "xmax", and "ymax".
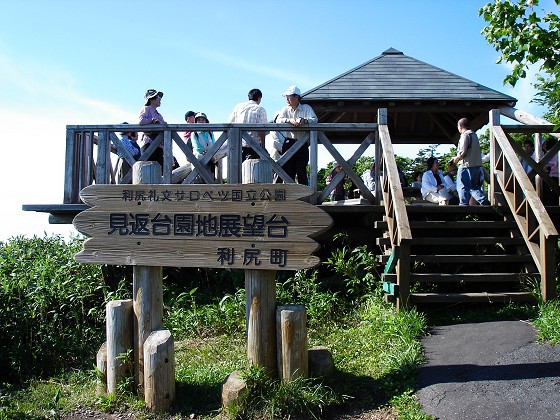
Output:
[
  {"xmin": 274, "ymin": 85, "xmax": 318, "ymax": 185},
  {"xmin": 138, "ymin": 89, "xmax": 167, "ymax": 168},
  {"xmin": 116, "ymin": 122, "xmax": 141, "ymax": 182}
]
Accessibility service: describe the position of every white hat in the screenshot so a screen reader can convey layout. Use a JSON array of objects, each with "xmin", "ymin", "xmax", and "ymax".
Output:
[{"xmin": 282, "ymin": 85, "xmax": 301, "ymax": 96}]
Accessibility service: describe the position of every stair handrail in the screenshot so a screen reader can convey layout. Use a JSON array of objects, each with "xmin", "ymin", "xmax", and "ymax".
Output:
[
  {"xmin": 377, "ymin": 108, "xmax": 412, "ymax": 308},
  {"xmin": 490, "ymin": 109, "xmax": 558, "ymax": 300}
]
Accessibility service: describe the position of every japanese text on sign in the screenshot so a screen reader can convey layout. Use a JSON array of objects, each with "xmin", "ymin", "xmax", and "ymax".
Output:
[
  {"xmin": 108, "ymin": 213, "xmax": 289, "ymax": 238},
  {"xmin": 120, "ymin": 187, "xmax": 287, "ymax": 202}
]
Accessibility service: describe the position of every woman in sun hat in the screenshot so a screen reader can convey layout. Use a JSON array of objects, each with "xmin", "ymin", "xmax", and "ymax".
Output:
[{"xmin": 138, "ymin": 89, "xmax": 170, "ymax": 168}]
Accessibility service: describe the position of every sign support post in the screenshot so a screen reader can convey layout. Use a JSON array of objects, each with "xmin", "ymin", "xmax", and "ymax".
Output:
[
  {"xmin": 132, "ymin": 161, "xmax": 165, "ymax": 394},
  {"xmin": 242, "ymin": 159, "xmax": 277, "ymax": 375}
]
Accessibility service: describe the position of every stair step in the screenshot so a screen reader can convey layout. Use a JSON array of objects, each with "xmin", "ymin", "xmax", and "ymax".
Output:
[
  {"xmin": 383, "ymin": 273, "xmax": 537, "ymax": 283},
  {"xmin": 410, "ymin": 237, "xmax": 525, "ymax": 245},
  {"xmin": 379, "ymin": 254, "xmax": 533, "ymax": 264},
  {"xmin": 375, "ymin": 220, "xmax": 515, "ymax": 229},
  {"xmin": 409, "ymin": 292, "xmax": 534, "ymax": 303}
]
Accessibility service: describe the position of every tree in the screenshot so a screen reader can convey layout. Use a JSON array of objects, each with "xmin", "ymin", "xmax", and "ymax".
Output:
[{"xmin": 480, "ymin": 0, "xmax": 560, "ymax": 122}]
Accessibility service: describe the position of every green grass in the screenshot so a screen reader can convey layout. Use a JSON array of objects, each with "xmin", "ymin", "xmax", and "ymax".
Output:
[{"xmin": 6, "ymin": 234, "xmax": 560, "ymax": 419}]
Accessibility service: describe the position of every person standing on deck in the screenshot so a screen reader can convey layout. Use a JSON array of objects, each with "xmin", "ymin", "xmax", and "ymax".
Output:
[
  {"xmin": 326, "ymin": 162, "xmax": 346, "ymax": 201},
  {"xmin": 453, "ymin": 118, "xmax": 490, "ymax": 206},
  {"xmin": 274, "ymin": 85, "xmax": 318, "ymax": 185},
  {"xmin": 229, "ymin": 88, "xmax": 268, "ymax": 161},
  {"xmin": 183, "ymin": 110, "xmax": 196, "ymax": 150},
  {"xmin": 138, "ymin": 89, "xmax": 172, "ymax": 169}
]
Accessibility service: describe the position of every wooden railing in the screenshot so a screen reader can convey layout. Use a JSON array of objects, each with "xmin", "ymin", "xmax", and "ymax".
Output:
[
  {"xmin": 490, "ymin": 108, "xmax": 559, "ymax": 300},
  {"xmin": 377, "ymin": 109, "xmax": 413, "ymax": 309},
  {"xmin": 63, "ymin": 123, "xmax": 377, "ymax": 205}
]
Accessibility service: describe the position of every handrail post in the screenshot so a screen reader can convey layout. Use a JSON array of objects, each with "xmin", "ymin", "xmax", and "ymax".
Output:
[
  {"xmin": 374, "ymin": 130, "xmax": 381, "ymax": 204},
  {"xmin": 309, "ymin": 130, "xmax": 318, "ymax": 204},
  {"xmin": 97, "ymin": 129, "xmax": 110, "ymax": 184},
  {"xmin": 228, "ymin": 127, "xmax": 242, "ymax": 183},
  {"xmin": 489, "ymin": 109, "xmax": 500, "ymax": 206},
  {"xmin": 64, "ymin": 128, "xmax": 77, "ymax": 203},
  {"xmin": 162, "ymin": 129, "xmax": 173, "ymax": 183},
  {"xmin": 540, "ymin": 231, "xmax": 557, "ymax": 300}
]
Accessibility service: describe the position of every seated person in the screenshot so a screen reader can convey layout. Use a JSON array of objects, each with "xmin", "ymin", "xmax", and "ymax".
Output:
[
  {"xmin": 421, "ymin": 157, "xmax": 451, "ymax": 205},
  {"xmin": 443, "ymin": 161, "xmax": 460, "ymax": 205},
  {"xmin": 398, "ymin": 166, "xmax": 408, "ymax": 187},
  {"xmin": 361, "ymin": 163, "xmax": 376, "ymax": 195},
  {"xmin": 117, "ymin": 122, "xmax": 141, "ymax": 182},
  {"xmin": 190, "ymin": 112, "xmax": 221, "ymax": 181},
  {"xmin": 411, "ymin": 171, "xmax": 422, "ymax": 189}
]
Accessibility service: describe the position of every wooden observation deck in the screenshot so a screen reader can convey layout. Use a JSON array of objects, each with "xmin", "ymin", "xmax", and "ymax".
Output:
[{"xmin": 23, "ymin": 48, "xmax": 560, "ymax": 307}]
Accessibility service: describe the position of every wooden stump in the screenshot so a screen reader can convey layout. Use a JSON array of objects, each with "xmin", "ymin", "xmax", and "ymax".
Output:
[
  {"xmin": 96, "ymin": 342, "xmax": 107, "ymax": 395},
  {"xmin": 276, "ymin": 305, "xmax": 308, "ymax": 381},
  {"xmin": 242, "ymin": 159, "xmax": 273, "ymax": 183},
  {"xmin": 106, "ymin": 299, "xmax": 133, "ymax": 394},
  {"xmin": 144, "ymin": 329, "xmax": 175, "ymax": 412}
]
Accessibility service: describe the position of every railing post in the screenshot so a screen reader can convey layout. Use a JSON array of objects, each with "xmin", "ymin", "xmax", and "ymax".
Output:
[
  {"xmin": 535, "ymin": 132, "xmax": 543, "ymax": 199},
  {"xmin": 540, "ymin": 232, "xmax": 557, "ymax": 301},
  {"xmin": 228, "ymin": 127, "xmax": 242, "ymax": 183},
  {"xmin": 64, "ymin": 128, "xmax": 78, "ymax": 203},
  {"xmin": 489, "ymin": 109, "xmax": 501, "ymax": 206},
  {"xmin": 374, "ymin": 130, "xmax": 381, "ymax": 204},
  {"xmin": 162, "ymin": 129, "xmax": 173, "ymax": 183},
  {"xmin": 309, "ymin": 130, "xmax": 318, "ymax": 204},
  {"xmin": 396, "ymin": 241, "xmax": 411, "ymax": 310},
  {"xmin": 96, "ymin": 129, "xmax": 110, "ymax": 184}
]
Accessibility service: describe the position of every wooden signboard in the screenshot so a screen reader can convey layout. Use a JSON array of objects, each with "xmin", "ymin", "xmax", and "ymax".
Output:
[{"xmin": 74, "ymin": 184, "xmax": 332, "ymax": 270}]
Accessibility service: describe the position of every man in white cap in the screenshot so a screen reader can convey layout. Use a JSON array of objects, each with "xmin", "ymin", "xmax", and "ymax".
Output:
[{"xmin": 274, "ymin": 85, "xmax": 318, "ymax": 185}]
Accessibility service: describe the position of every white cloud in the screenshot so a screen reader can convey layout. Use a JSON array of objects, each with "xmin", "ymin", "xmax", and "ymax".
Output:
[{"xmin": 0, "ymin": 53, "xmax": 138, "ymax": 241}]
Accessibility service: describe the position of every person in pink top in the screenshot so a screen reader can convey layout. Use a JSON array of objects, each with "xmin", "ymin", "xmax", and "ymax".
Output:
[{"xmin": 139, "ymin": 89, "xmax": 169, "ymax": 168}]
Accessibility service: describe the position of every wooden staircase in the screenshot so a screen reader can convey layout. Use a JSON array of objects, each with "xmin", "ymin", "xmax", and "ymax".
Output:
[{"xmin": 377, "ymin": 205, "xmax": 539, "ymax": 304}]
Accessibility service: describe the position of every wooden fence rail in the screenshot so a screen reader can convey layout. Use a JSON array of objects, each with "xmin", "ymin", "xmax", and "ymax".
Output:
[
  {"xmin": 63, "ymin": 123, "xmax": 378, "ymax": 205},
  {"xmin": 377, "ymin": 108, "xmax": 413, "ymax": 309},
  {"xmin": 491, "ymin": 109, "xmax": 558, "ymax": 300}
]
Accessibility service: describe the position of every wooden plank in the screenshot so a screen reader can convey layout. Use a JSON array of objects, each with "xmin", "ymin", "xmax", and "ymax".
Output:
[
  {"xmin": 381, "ymin": 254, "xmax": 533, "ymax": 264},
  {"xmin": 79, "ymin": 183, "xmax": 317, "ymax": 206},
  {"xmin": 64, "ymin": 128, "xmax": 77, "ymax": 203},
  {"xmin": 410, "ymin": 292, "xmax": 534, "ymax": 303},
  {"xmin": 410, "ymin": 237, "xmax": 526, "ymax": 245},
  {"xmin": 384, "ymin": 273, "xmax": 537, "ymax": 283},
  {"xmin": 75, "ymin": 237, "xmax": 321, "ymax": 270}
]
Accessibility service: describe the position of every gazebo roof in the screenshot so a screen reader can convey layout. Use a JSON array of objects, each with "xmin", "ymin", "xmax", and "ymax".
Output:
[{"xmin": 302, "ymin": 48, "xmax": 517, "ymax": 144}]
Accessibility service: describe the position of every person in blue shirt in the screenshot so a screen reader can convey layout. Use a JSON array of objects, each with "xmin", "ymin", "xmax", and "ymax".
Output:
[{"xmin": 117, "ymin": 122, "xmax": 141, "ymax": 182}]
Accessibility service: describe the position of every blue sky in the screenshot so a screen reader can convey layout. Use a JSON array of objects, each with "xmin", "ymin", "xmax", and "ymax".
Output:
[{"xmin": 0, "ymin": 0, "xmax": 553, "ymax": 240}]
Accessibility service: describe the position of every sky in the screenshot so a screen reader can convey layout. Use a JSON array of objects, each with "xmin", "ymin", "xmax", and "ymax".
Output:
[{"xmin": 0, "ymin": 0, "xmax": 554, "ymax": 241}]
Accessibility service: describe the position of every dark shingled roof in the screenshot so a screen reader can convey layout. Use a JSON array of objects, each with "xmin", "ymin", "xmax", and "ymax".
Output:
[{"xmin": 302, "ymin": 48, "xmax": 516, "ymax": 103}]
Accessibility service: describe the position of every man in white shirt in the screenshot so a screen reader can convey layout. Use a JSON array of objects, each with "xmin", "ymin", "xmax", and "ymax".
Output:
[
  {"xmin": 229, "ymin": 88, "xmax": 268, "ymax": 161},
  {"xmin": 274, "ymin": 85, "xmax": 318, "ymax": 185}
]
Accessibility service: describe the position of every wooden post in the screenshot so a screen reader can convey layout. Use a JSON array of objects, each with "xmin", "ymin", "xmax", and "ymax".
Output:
[
  {"xmin": 106, "ymin": 299, "xmax": 134, "ymax": 394},
  {"xmin": 276, "ymin": 305, "xmax": 308, "ymax": 381},
  {"xmin": 243, "ymin": 159, "xmax": 277, "ymax": 375},
  {"xmin": 309, "ymin": 130, "xmax": 318, "ymax": 204},
  {"xmin": 228, "ymin": 127, "xmax": 242, "ymax": 183},
  {"xmin": 144, "ymin": 329, "xmax": 175, "ymax": 411},
  {"xmin": 535, "ymin": 133, "xmax": 543, "ymax": 200},
  {"xmin": 96, "ymin": 342, "xmax": 108, "ymax": 395},
  {"xmin": 489, "ymin": 109, "xmax": 500, "ymax": 205},
  {"xmin": 132, "ymin": 161, "xmax": 165, "ymax": 393}
]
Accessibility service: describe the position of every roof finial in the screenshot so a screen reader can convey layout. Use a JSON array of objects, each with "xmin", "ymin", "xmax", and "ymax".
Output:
[{"xmin": 382, "ymin": 47, "xmax": 403, "ymax": 55}]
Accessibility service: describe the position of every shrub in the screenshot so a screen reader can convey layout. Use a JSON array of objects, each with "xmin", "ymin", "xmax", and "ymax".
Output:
[{"xmin": 0, "ymin": 235, "xmax": 105, "ymax": 382}]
